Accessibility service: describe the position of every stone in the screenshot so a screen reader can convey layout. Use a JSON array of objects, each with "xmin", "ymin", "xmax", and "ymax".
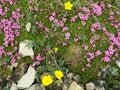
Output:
[
  {"xmin": 10, "ymin": 83, "xmax": 18, "ymax": 90},
  {"xmin": 67, "ymin": 73, "xmax": 74, "ymax": 79},
  {"xmin": 98, "ymin": 64, "xmax": 111, "ymax": 78},
  {"xmin": 96, "ymin": 86, "xmax": 106, "ymax": 90},
  {"xmin": 73, "ymin": 75, "xmax": 80, "ymax": 83},
  {"xmin": 86, "ymin": 82, "xmax": 95, "ymax": 90},
  {"xmin": 62, "ymin": 84, "xmax": 68, "ymax": 90},
  {"xmin": 25, "ymin": 84, "xmax": 41, "ymax": 90},
  {"xmin": 12, "ymin": 62, "xmax": 29, "ymax": 83},
  {"xmin": 18, "ymin": 40, "xmax": 34, "ymax": 57},
  {"xmin": 68, "ymin": 81, "xmax": 84, "ymax": 90},
  {"xmin": 12, "ymin": 62, "xmax": 18, "ymax": 68},
  {"xmin": 93, "ymin": 80, "xmax": 108, "ymax": 90},
  {"xmin": 26, "ymin": 22, "xmax": 31, "ymax": 32},
  {"xmin": 39, "ymin": 84, "xmax": 46, "ymax": 90},
  {"xmin": 17, "ymin": 66, "xmax": 36, "ymax": 89},
  {"xmin": 86, "ymin": 80, "xmax": 108, "ymax": 90}
]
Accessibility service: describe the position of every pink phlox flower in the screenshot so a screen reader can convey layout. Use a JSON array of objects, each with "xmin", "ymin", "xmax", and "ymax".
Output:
[
  {"xmin": 78, "ymin": 13, "xmax": 89, "ymax": 20},
  {"xmin": 36, "ymin": 53, "xmax": 45, "ymax": 61},
  {"xmin": 102, "ymin": 57, "xmax": 111, "ymax": 62},
  {"xmin": 82, "ymin": 7, "xmax": 90, "ymax": 14},
  {"xmin": 100, "ymin": 2, "xmax": 105, "ymax": 9},
  {"xmin": 95, "ymin": 50, "xmax": 101, "ymax": 56},
  {"xmin": 62, "ymin": 26, "xmax": 69, "ymax": 32},
  {"xmin": 70, "ymin": 15, "xmax": 78, "ymax": 22},
  {"xmin": 91, "ymin": 4, "xmax": 102, "ymax": 16},
  {"xmin": 65, "ymin": 32, "xmax": 71, "ymax": 40}
]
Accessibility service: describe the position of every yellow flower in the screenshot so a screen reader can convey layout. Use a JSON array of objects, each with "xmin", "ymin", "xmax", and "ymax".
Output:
[
  {"xmin": 54, "ymin": 47, "xmax": 58, "ymax": 52},
  {"xmin": 54, "ymin": 70, "xmax": 64, "ymax": 80},
  {"xmin": 64, "ymin": 1, "xmax": 73, "ymax": 10},
  {"xmin": 42, "ymin": 75, "xmax": 53, "ymax": 86}
]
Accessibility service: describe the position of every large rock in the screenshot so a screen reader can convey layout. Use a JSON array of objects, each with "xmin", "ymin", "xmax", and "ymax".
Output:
[
  {"xmin": 68, "ymin": 81, "xmax": 84, "ymax": 90},
  {"xmin": 10, "ymin": 83, "xmax": 18, "ymax": 90},
  {"xmin": 19, "ymin": 40, "xmax": 34, "ymax": 57},
  {"xmin": 17, "ymin": 66, "xmax": 36, "ymax": 89},
  {"xmin": 26, "ymin": 22, "xmax": 31, "ymax": 32}
]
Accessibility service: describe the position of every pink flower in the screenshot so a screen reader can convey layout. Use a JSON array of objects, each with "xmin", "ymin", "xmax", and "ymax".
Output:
[
  {"xmin": 78, "ymin": 13, "xmax": 89, "ymax": 20},
  {"xmin": 82, "ymin": 7, "xmax": 90, "ymax": 14},
  {"xmin": 62, "ymin": 26, "xmax": 69, "ymax": 32},
  {"xmin": 49, "ymin": 16, "xmax": 55, "ymax": 21},
  {"xmin": 30, "ymin": 56, "xmax": 35, "ymax": 60},
  {"xmin": 10, "ymin": 57, "xmax": 16, "ymax": 64},
  {"xmin": 92, "ymin": 4, "xmax": 102, "ymax": 16},
  {"xmin": 81, "ymin": 68, "xmax": 85, "ymax": 72},
  {"xmin": 95, "ymin": 50, "xmax": 101, "ymax": 56},
  {"xmin": 44, "ymin": 27, "xmax": 49, "ymax": 32},
  {"xmin": 36, "ymin": 53, "xmax": 45, "ymax": 61},
  {"xmin": 81, "ymin": 21, "xmax": 86, "ymax": 26},
  {"xmin": 12, "ymin": 8, "xmax": 21, "ymax": 20},
  {"xmin": 86, "ymin": 63, "xmax": 91, "ymax": 67},
  {"xmin": 70, "ymin": 15, "xmax": 78, "ymax": 22},
  {"xmin": 65, "ymin": 32, "xmax": 71, "ymax": 40},
  {"xmin": 102, "ymin": 57, "xmax": 111, "ymax": 62},
  {"xmin": 2, "ymin": 61, "xmax": 7, "ymax": 66},
  {"xmin": 33, "ymin": 61, "xmax": 40, "ymax": 66},
  {"xmin": 100, "ymin": 2, "xmax": 105, "ymax": 9}
]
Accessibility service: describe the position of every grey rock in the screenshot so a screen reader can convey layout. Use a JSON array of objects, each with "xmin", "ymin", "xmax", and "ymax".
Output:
[
  {"xmin": 26, "ymin": 22, "xmax": 31, "ymax": 32},
  {"xmin": 62, "ymin": 84, "xmax": 68, "ymax": 90},
  {"xmin": 98, "ymin": 64, "xmax": 111, "ymax": 78},
  {"xmin": 39, "ymin": 84, "xmax": 46, "ymax": 90},
  {"xmin": 86, "ymin": 80, "xmax": 108, "ymax": 90},
  {"xmin": 93, "ymin": 80, "xmax": 108, "ymax": 90},
  {"xmin": 73, "ymin": 75, "xmax": 80, "ymax": 83},
  {"xmin": 25, "ymin": 84, "xmax": 41, "ymax": 90},
  {"xmin": 67, "ymin": 73, "xmax": 74, "ymax": 79},
  {"xmin": 96, "ymin": 86, "xmax": 106, "ymax": 90},
  {"xmin": 19, "ymin": 40, "xmax": 34, "ymax": 57},
  {"xmin": 68, "ymin": 81, "xmax": 84, "ymax": 90},
  {"xmin": 17, "ymin": 66, "xmax": 36, "ymax": 89},
  {"xmin": 10, "ymin": 83, "xmax": 18, "ymax": 90},
  {"xmin": 68, "ymin": 79, "xmax": 73, "ymax": 84},
  {"xmin": 86, "ymin": 82, "xmax": 95, "ymax": 90}
]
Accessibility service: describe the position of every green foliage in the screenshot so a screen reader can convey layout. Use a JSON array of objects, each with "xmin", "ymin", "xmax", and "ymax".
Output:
[{"xmin": 106, "ymin": 66, "xmax": 120, "ymax": 88}]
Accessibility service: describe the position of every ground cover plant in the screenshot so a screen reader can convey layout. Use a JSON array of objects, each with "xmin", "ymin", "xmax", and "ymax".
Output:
[{"xmin": 0, "ymin": 0, "xmax": 120, "ymax": 89}]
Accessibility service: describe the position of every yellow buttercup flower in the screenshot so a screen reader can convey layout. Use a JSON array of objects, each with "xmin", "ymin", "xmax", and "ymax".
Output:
[
  {"xmin": 54, "ymin": 47, "xmax": 58, "ymax": 52},
  {"xmin": 42, "ymin": 75, "xmax": 53, "ymax": 86},
  {"xmin": 64, "ymin": 1, "xmax": 73, "ymax": 10},
  {"xmin": 54, "ymin": 70, "xmax": 64, "ymax": 80}
]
